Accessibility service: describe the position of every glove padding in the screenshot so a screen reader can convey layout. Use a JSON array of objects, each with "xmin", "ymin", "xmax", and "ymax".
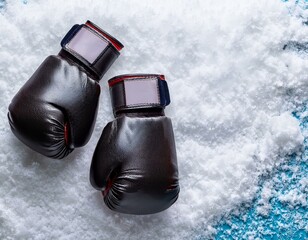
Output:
[
  {"xmin": 90, "ymin": 74, "xmax": 180, "ymax": 214},
  {"xmin": 8, "ymin": 21, "xmax": 123, "ymax": 159},
  {"xmin": 8, "ymin": 56, "xmax": 100, "ymax": 158}
]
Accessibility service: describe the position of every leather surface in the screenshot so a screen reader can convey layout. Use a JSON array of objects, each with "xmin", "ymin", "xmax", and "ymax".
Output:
[
  {"xmin": 90, "ymin": 115, "xmax": 180, "ymax": 215},
  {"xmin": 109, "ymin": 75, "xmax": 170, "ymax": 116},
  {"xmin": 58, "ymin": 42, "xmax": 119, "ymax": 81},
  {"xmin": 8, "ymin": 55, "xmax": 100, "ymax": 159},
  {"xmin": 60, "ymin": 23, "xmax": 120, "ymax": 81}
]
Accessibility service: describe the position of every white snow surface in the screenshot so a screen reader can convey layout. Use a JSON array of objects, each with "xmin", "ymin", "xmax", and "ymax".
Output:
[{"xmin": 0, "ymin": 0, "xmax": 307, "ymax": 239}]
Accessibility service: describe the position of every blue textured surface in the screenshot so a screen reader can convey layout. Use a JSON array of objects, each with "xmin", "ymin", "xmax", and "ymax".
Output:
[
  {"xmin": 213, "ymin": 2, "xmax": 308, "ymax": 238},
  {"xmin": 214, "ymin": 106, "xmax": 308, "ymax": 239},
  {"xmin": 197, "ymin": 0, "xmax": 308, "ymax": 240},
  {"xmin": 213, "ymin": 8, "xmax": 308, "ymax": 240},
  {"xmin": 0, "ymin": 0, "xmax": 27, "ymax": 9},
  {"xmin": 0, "ymin": 0, "xmax": 5, "ymax": 9}
]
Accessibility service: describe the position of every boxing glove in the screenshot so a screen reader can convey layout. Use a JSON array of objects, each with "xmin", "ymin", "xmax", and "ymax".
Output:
[
  {"xmin": 90, "ymin": 74, "xmax": 180, "ymax": 215},
  {"xmin": 8, "ymin": 21, "xmax": 123, "ymax": 159}
]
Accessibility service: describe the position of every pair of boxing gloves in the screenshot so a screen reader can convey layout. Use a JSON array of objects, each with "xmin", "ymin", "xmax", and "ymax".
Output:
[{"xmin": 8, "ymin": 21, "xmax": 179, "ymax": 215}]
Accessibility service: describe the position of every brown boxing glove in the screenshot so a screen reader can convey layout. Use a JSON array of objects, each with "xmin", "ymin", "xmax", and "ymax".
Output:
[
  {"xmin": 90, "ymin": 74, "xmax": 180, "ymax": 215},
  {"xmin": 8, "ymin": 21, "xmax": 123, "ymax": 159}
]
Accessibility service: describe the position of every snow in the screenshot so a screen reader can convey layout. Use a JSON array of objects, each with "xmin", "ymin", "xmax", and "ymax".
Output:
[
  {"xmin": 0, "ymin": 0, "xmax": 307, "ymax": 239},
  {"xmin": 278, "ymin": 189, "xmax": 307, "ymax": 208},
  {"xmin": 256, "ymin": 182, "xmax": 273, "ymax": 216}
]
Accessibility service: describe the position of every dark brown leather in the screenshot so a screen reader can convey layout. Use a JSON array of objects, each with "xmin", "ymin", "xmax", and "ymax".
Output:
[
  {"xmin": 90, "ymin": 115, "xmax": 179, "ymax": 214},
  {"xmin": 60, "ymin": 22, "xmax": 122, "ymax": 81},
  {"xmin": 8, "ymin": 55, "xmax": 100, "ymax": 159},
  {"xmin": 59, "ymin": 44, "xmax": 119, "ymax": 81},
  {"xmin": 90, "ymin": 74, "xmax": 179, "ymax": 215},
  {"xmin": 108, "ymin": 74, "xmax": 170, "ymax": 117}
]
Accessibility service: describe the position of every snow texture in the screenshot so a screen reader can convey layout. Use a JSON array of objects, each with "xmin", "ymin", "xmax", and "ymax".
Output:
[
  {"xmin": 215, "ymin": 105, "xmax": 308, "ymax": 239},
  {"xmin": 0, "ymin": 0, "xmax": 307, "ymax": 239}
]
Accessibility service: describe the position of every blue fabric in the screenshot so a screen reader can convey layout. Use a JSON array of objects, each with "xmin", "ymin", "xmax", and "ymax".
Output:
[
  {"xmin": 158, "ymin": 79, "xmax": 171, "ymax": 107},
  {"xmin": 60, "ymin": 24, "xmax": 82, "ymax": 47}
]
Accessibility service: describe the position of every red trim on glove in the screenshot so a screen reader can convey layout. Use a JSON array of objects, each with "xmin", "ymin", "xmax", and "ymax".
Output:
[
  {"xmin": 108, "ymin": 74, "xmax": 165, "ymax": 87},
  {"xmin": 85, "ymin": 21, "xmax": 124, "ymax": 51},
  {"xmin": 64, "ymin": 123, "xmax": 69, "ymax": 145},
  {"xmin": 102, "ymin": 178, "xmax": 114, "ymax": 197}
]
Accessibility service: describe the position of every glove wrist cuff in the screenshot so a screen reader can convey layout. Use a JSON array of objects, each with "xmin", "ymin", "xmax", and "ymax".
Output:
[
  {"xmin": 60, "ymin": 20, "xmax": 123, "ymax": 80},
  {"xmin": 108, "ymin": 74, "xmax": 170, "ymax": 116}
]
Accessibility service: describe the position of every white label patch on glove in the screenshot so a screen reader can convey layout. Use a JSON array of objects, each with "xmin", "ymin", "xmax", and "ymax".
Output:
[
  {"xmin": 67, "ymin": 27, "xmax": 108, "ymax": 64},
  {"xmin": 124, "ymin": 78, "xmax": 160, "ymax": 107}
]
